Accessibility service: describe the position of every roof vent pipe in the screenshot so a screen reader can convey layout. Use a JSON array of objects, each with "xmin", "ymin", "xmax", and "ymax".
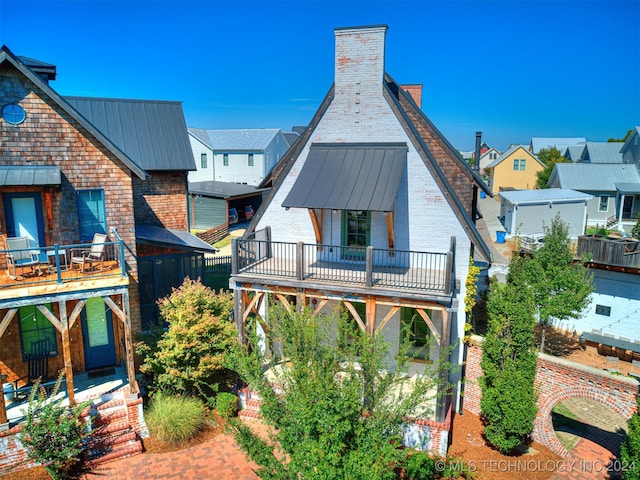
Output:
[{"xmin": 474, "ymin": 131, "xmax": 482, "ymax": 172}]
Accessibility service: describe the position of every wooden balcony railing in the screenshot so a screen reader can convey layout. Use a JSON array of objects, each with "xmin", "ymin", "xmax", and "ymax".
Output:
[
  {"xmin": 0, "ymin": 229, "xmax": 127, "ymax": 291},
  {"xmin": 232, "ymin": 230, "xmax": 456, "ymax": 295}
]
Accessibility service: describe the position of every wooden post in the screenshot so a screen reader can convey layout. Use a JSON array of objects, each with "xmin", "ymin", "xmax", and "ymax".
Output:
[
  {"xmin": 122, "ymin": 291, "xmax": 137, "ymax": 395},
  {"xmin": 0, "ymin": 372, "xmax": 7, "ymax": 428},
  {"xmin": 231, "ymin": 238, "xmax": 239, "ymax": 275},
  {"xmin": 296, "ymin": 241, "xmax": 304, "ymax": 281},
  {"xmin": 234, "ymin": 288, "xmax": 245, "ymax": 343},
  {"xmin": 366, "ymin": 246, "xmax": 374, "ymax": 287},
  {"xmin": 365, "ymin": 297, "xmax": 377, "ymax": 335},
  {"xmin": 58, "ymin": 301, "xmax": 75, "ymax": 406},
  {"xmin": 435, "ymin": 308, "xmax": 451, "ymax": 423}
]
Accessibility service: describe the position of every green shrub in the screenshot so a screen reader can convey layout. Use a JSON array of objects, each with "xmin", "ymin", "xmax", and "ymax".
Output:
[
  {"xmin": 136, "ymin": 278, "xmax": 237, "ymax": 399},
  {"xmin": 404, "ymin": 451, "xmax": 436, "ymax": 479},
  {"xmin": 145, "ymin": 393, "xmax": 206, "ymax": 443},
  {"xmin": 215, "ymin": 392, "xmax": 239, "ymax": 418},
  {"xmin": 621, "ymin": 396, "xmax": 640, "ymax": 480},
  {"xmin": 20, "ymin": 373, "xmax": 91, "ymax": 480}
]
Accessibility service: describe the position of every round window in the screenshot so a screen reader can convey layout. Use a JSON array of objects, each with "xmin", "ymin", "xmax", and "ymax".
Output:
[{"xmin": 2, "ymin": 103, "xmax": 26, "ymax": 125}]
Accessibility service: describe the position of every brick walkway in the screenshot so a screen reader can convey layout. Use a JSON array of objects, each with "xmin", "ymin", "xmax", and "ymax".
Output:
[
  {"xmin": 551, "ymin": 398, "xmax": 628, "ymax": 480},
  {"xmin": 84, "ymin": 432, "xmax": 259, "ymax": 480}
]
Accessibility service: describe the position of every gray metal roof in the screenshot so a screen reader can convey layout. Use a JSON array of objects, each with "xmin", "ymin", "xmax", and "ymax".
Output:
[
  {"xmin": 135, "ymin": 224, "xmax": 217, "ymax": 252},
  {"xmin": 282, "ymin": 143, "xmax": 407, "ymax": 212},
  {"xmin": 580, "ymin": 142, "xmax": 624, "ymax": 164},
  {"xmin": 189, "ymin": 181, "xmax": 267, "ymax": 199},
  {"xmin": 564, "ymin": 144, "xmax": 585, "ymax": 162},
  {"xmin": 0, "ymin": 166, "xmax": 61, "ymax": 186},
  {"xmin": 499, "ymin": 188, "xmax": 592, "ymax": 204},
  {"xmin": 620, "ymin": 126, "xmax": 640, "ymax": 154},
  {"xmin": 552, "ymin": 164, "xmax": 640, "ymax": 191},
  {"xmin": 66, "ymin": 97, "xmax": 195, "ymax": 171},
  {"xmin": 530, "ymin": 137, "xmax": 586, "ymax": 154},
  {"xmin": 615, "ymin": 183, "xmax": 640, "ymax": 195},
  {"xmin": 188, "ymin": 128, "xmax": 212, "ymax": 148},
  {"xmin": 190, "ymin": 128, "xmax": 283, "ymax": 151}
]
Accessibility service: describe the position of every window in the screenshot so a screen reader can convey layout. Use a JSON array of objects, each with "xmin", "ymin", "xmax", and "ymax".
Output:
[
  {"xmin": 19, "ymin": 305, "xmax": 58, "ymax": 361},
  {"xmin": 513, "ymin": 159, "xmax": 526, "ymax": 171},
  {"xmin": 401, "ymin": 308, "xmax": 431, "ymax": 360},
  {"xmin": 223, "ymin": 154, "xmax": 229, "ymax": 166},
  {"xmin": 595, "ymin": 304, "xmax": 611, "ymax": 316},
  {"xmin": 201, "ymin": 153, "xmax": 207, "ymax": 168},
  {"xmin": 77, "ymin": 189, "xmax": 107, "ymax": 242},
  {"xmin": 248, "ymin": 153, "xmax": 254, "ymax": 167},
  {"xmin": 341, "ymin": 210, "xmax": 370, "ymax": 260},
  {"xmin": 599, "ymin": 196, "xmax": 609, "ymax": 212}
]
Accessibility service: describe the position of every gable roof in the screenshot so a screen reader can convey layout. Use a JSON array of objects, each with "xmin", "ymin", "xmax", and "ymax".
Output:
[
  {"xmin": 620, "ymin": 126, "xmax": 640, "ymax": 153},
  {"xmin": 135, "ymin": 224, "xmax": 217, "ymax": 253},
  {"xmin": 66, "ymin": 97, "xmax": 195, "ymax": 171},
  {"xmin": 550, "ymin": 163, "xmax": 640, "ymax": 191},
  {"xmin": 188, "ymin": 128, "xmax": 213, "ymax": 149},
  {"xmin": 530, "ymin": 137, "xmax": 586, "ymax": 154},
  {"xmin": 189, "ymin": 181, "xmax": 267, "ymax": 199},
  {"xmin": 564, "ymin": 144, "xmax": 585, "ymax": 162},
  {"xmin": 579, "ymin": 142, "xmax": 624, "ymax": 164},
  {"xmin": 0, "ymin": 45, "xmax": 148, "ymax": 180},
  {"xmin": 486, "ymin": 145, "xmax": 543, "ymax": 169},
  {"xmin": 188, "ymin": 128, "xmax": 284, "ymax": 151}
]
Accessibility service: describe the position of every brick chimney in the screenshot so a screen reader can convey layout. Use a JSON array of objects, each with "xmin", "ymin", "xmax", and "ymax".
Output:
[
  {"xmin": 401, "ymin": 84, "xmax": 422, "ymax": 108},
  {"xmin": 334, "ymin": 25, "xmax": 388, "ymax": 122}
]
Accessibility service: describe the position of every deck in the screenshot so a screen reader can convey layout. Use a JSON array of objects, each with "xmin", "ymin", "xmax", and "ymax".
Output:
[
  {"xmin": 231, "ymin": 236, "xmax": 455, "ymax": 298},
  {"xmin": 0, "ymin": 239, "xmax": 128, "ymax": 304}
]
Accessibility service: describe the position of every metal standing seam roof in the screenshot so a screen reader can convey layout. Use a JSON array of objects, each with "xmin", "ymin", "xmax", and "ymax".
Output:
[
  {"xmin": 0, "ymin": 166, "xmax": 61, "ymax": 186},
  {"xmin": 615, "ymin": 183, "xmax": 640, "ymax": 195},
  {"xmin": 66, "ymin": 97, "xmax": 196, "ymax": 171},
  {"xmin": 189, "ymin": 181, "xmax": 268, "ymax": 198},
  {"xmin": 564, "ymin": 144, "xmax": 586, "ymax": 162},
  {"xmin": 580, "ymin": 142, "xmax": 624, "ymax": 163},
  {"xmin": 552, "ymin": 164, "xmax": 640, "ymax": 191},
  {"xmin": 135, "ymin": 224, "xmax": 217, "ymax": 253},
  {"xmin": 282, "ymin": 143, "xmax": 407, "ymax": 212},
  {"xmin": 196, "ymin": 128, "xmax": 283, "ymax": 151},
  {"xmin": 530, "ymin": 138, "xmax": 586, "ymax": 154},
  {"xmin": 499, "ymin": 188, "xmax": 592, "ymax": 204}
]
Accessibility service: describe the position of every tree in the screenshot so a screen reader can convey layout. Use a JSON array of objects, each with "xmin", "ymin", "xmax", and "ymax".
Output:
[
  {"xmin": 608, "ymin": 129, "xmax": 633, "ymax": 142},
  {"xmin": 136, "ymin": 278, "xmax": 236, "ymax": 399},
  {"xmin": 21, "ymin": 374, "xmax": 91, "ymax": 479},
  {"xmin": 228, "ymin": 305, "xmax": 447, "ymax": 480},
  {"xmin": 535, "ymin": 147, "xmax": 570, "ymax": 189},
  {"xmin": 509, "ymin": 214, "xmax": 594, "ymax": 353},
  {"xmin": 621, "ymin": 395, "xmax": 640, "ymax": 480},
  {"xmin": 632, "ymin": 212, "xmax": 640, "ymax": 240},
  {"xmin": 480, "ymin": 275, "xmax": 538, "ymax": 453}
]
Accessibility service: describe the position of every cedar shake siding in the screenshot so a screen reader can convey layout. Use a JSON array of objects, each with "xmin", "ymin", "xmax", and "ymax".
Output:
[{"xmin": 132, "ymin": 172, "xmax": 188, "ymax": 230}]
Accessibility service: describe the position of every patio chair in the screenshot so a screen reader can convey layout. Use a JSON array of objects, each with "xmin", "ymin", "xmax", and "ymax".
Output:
[
  {"xmin": 605, "ymin": 355, "xmax": 621, "ymax": 374},
  {"xmin": 13, "ymin": 338, "xmax": 51, "ymax": 400},
  {"xmin": 70, "ymin": 233, "xmax": 107, "ymax": 273},
  {"xmin": 5, "ymin": 236, "xmax": 41, "ymax": 279}
]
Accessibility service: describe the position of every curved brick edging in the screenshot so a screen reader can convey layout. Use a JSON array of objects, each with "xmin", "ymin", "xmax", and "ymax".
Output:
[{"xmin": 463, "ymin": 336, "xmax": 638, "ymax": 457}]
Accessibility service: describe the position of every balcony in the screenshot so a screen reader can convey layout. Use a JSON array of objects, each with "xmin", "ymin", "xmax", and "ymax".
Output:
[
  {"xmin": 232, "ymin": 234, "xmax": 456, "ymax": 298},
  {"xmin": 0, "ymin": 234, "xmax": 128, "ymax": 303}
]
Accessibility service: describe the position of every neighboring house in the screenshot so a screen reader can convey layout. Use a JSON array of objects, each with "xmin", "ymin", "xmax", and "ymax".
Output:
[
  {"xmin": 0, "ymin": 46, "xmax": 215, "ymax": 436},
  {"xmin": 230, "ymin": 25, "xmax": 492, "ymax": 454},
  {"xmin": 485, "ymin": 145, "xmax": 545, "ymax": 194},
  {"xmin": 550, "ymin": 268, "xmax": 640, "ymax": 343},
  {"xmin": 498, "ymin": 188, "xmax": 592, "ymax": 237},
  {"xmin": 548, "ymin": 163, "xmax": 640, "ymax": 231},
  {"xmin": 187, "ymin": 128, "xmax": 292, "ymax": 186},
  {"xmin": 477, "ymin": 147, "xmax": 501, "ymax": 172},
  {"xmin": 529, "ymin": 137, "xmax": 586, "ymax": 155},
  {"xmin": 620, "ymin": 126, "xmax": 640, "ymax": 165},
  {"xmin": 577, "ymin": 142, "xmax": 624, "ymax": 163}
]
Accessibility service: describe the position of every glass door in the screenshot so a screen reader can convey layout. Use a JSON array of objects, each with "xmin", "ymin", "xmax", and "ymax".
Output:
[{"xmin": 341, "ymin": 210, "xmax": 370, "ymax": 260}]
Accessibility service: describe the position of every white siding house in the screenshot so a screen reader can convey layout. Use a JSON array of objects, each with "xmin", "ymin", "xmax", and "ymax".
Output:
[{"xmin": 187, "ymin": 128, "xmax": 292, "ymax": 186}]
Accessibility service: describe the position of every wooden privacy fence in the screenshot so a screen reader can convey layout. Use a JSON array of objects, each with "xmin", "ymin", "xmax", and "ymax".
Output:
[{"xmin": 576, "ymin": 235, "xmax": 640, "ymax": 268}]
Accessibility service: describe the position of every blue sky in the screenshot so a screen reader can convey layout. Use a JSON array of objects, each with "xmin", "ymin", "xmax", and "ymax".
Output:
[{"xmin": 1, "ymin": 0, "xmax": 638, "ymax": 151}]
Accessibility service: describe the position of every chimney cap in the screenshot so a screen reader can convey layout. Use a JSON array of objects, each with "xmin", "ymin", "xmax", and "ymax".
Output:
[{"xmin": 334, "ymin": 24, "xmax": 388, "ymax": 33}]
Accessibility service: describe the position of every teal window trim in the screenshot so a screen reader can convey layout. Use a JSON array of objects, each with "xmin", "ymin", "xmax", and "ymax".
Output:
[
  {"xmin": 341, "ymin": 210, "xmax": 370, "ymax": 260},
  {"xmin": 513, "ymin": 159, "xmax": 526, "ymax": 171},
  {"xmin": 248, "ymin": 153, "xmax": 254, "ymax": 166},
  {"xmin": 18, "ymin": 304, "xmax": 58, "ymax": 361},
  {"xmin": 77, "ymin": 189, "xmax": 107, "ymax": 242},
  {"xmin": 201, "ymin": 153, "xmax": 207, "ymax": 168},
  {"xmin": 223, "ymin": 154, "xmax": 229, "ymax": 166},
  {"xmin": 598, "ymin": 196, "xmax": 608, "ymax": 212}
]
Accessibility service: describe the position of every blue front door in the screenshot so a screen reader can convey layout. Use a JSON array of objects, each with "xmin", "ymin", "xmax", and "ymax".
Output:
[
  {"xmin": 3, "ymin": 193, "xmax": 46, "ymax": 246},
  {"xmin": 81, "ymin": 297, "xmax": 116, "ymax": 370}
]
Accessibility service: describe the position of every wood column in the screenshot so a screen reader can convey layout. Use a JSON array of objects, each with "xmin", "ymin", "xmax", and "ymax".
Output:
[
  {"xmin": 122, "ymin": 291, "xmax": 137, "ymax": 395},
  {"xmin": 234, "ymin": 288, "xmax": 245, "ymax": 343},
  {"xmin": 0, "ymin": 309, "xmax": 18, "ymax": 427},
  {"xmin": 58, "ymin": 301, "xmax": 75, "ymax": 406},
  {"xmin": 365, "ymin": 297, "xmax": 377, "ymax": 335}
]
